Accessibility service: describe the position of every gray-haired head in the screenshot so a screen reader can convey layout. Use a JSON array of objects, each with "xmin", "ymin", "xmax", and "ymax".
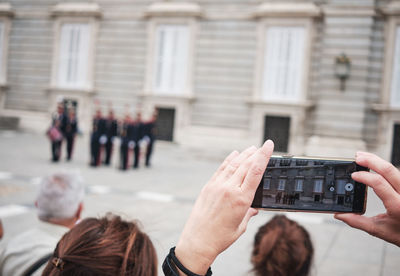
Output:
[{"xmin": 36, "ymin": 172, "xmax": 85, "ymax": 221}]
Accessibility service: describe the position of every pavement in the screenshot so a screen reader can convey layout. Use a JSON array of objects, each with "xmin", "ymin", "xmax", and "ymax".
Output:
[{"xmin": 0, "ymin": 130, "xmax": 399, "ymax": 276}]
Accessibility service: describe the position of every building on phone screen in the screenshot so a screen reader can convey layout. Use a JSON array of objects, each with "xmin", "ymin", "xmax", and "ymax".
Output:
[
  {"xmin": 0, "ymin": 0, "xmax": 398, "ymax": 165},
  {"xmin": 259, "ymin": 158, "xmax": 355, "ymax": 211}
]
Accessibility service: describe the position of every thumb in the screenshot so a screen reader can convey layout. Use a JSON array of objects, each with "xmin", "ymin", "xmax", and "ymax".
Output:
[
  {"xmin": 334, "ymin": 213, "xmax": 375, "ymax": 234},
  {"xmin": 239, "ymin": 208, "xmax": 258, "ymax": 234}
]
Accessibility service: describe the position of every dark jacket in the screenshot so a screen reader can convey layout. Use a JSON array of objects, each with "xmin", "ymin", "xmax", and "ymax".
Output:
[
  {"xmin": 64, "ymin": 118, "xmax": 78, "ymax": 137},
  {"xmin": 128, "ymin": 122, "xmax": 143, "ymax": 143},
  {"xmin": 105, "ymin": 119, "xmax": 118, "ymax": 138},
  {"xmin": 92, "ymin": 117, "xmax": 106, "ymax": 139}
]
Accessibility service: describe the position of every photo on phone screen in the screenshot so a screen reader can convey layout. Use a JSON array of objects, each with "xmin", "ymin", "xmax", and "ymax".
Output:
[{"xmin": 252, "ymin": 156, "xmax": 369, "ymax": 214}]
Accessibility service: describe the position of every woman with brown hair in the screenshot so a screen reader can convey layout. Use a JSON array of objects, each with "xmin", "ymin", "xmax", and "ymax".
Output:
[
  {"xmin": 251, "ymin": 215, "xmax": 313, "ymax": 276},
  {"xmin": 42, "ymin": 214, "xmax": 157, "ymax": 276}
]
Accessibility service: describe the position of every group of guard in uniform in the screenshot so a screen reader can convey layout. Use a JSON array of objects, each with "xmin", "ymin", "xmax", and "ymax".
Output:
[
  {"xmin": 48, "ymin": 101, "xmax": 157, "ymax": 170},
  {"xmin": 90, "ymin": 108, "xmax": 157, "ymax": 170},
  {"xmin": 47, "ymin": 103, "xmax": 79, "ymax": 162}
]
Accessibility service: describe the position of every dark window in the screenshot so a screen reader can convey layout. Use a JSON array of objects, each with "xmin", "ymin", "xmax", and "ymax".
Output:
[
  {"xmin": 391, "ymin": 124, "xmax": 400, "ymax": 167},
  {"xmin": 280, "ymin": 159, "xmax": 291, "ymax": 166},
  {"xmin": 263, "ymin": 116, "xmax": 290, "ymax": 152},
  {"xmin": 296, "ymin": 160, "xmax": 308, "ymax": 166},
  {"xmin": 155, "ymin": 108, "xmax": 175, "ymax": 141},
  {"xmin": 268, "ymin": 159, "xmax": 276, "ymax": 167}
]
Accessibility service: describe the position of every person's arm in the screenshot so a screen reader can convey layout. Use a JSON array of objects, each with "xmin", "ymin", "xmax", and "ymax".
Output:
[
  {"xmin": 335, "ymin": 151, "xmax": 400, "ymax": 247},
  {"xmin": 170, "ymin": 140, "xmax": 274, "ymax": 275}
]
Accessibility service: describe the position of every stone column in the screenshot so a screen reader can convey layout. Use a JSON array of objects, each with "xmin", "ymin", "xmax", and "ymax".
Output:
[{"xmin": 305, "ymin": 1, "xmax": 376, "ymax": 158}]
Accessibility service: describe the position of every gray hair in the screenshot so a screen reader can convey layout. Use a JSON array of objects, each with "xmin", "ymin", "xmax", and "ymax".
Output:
[{"xmin": 36, "ymin": 172, "xmax": 85, "ymax": 220}]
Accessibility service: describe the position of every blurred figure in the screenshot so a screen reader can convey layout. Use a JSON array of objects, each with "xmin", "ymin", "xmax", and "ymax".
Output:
[
  {"xmin": 142, "ymin": 109, "xmax": 157, "ymax": 167},
  {"xmin": 47, "ymin": 119, "xmax": 63, "ymax": 162},
  {"xmin": 104, "ymin": 109, "xmax": 118, "ymax": 166},
  {"xmin": 0, "ymin": 220, "xmax": 3, "ymax": 240},
  {"xmin": 48, "ymin": 103, "xmax": 66, "ymax": 162},
  {"xmin": 90, "ymin": 109, "xmax": 106, "ymax": 167},
  {"xmin": 251, "ymin": 215, "xmax": 313, "ymax": 276},
  {"xmin": 0, "ymin": 172, "xmax": 84, "ymax": 276},
  {"xmin": 131, "ymin": 112, "xmax": 143, "ymax": 169},
  {"xmin": 120, "ymin": 113, "xmax": 132, "ymax": 170},
  {"xmin": 64, "ymin": 109, "xmax": 78, "ymax": 161},
  {"xmin": 42, "ymin": 214, "xmax": 157, "ymax": 276}
]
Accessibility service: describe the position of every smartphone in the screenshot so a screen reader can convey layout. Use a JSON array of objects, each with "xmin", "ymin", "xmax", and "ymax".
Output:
[{"xmin": 252, "ymin": 156, "xmax": 369, "ymax": 214}]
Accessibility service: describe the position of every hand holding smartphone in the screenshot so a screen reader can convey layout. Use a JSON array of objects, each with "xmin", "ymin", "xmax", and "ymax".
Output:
[{"xmin": 252, "ymin": 156, "xmax": 369, "ymax": 214}]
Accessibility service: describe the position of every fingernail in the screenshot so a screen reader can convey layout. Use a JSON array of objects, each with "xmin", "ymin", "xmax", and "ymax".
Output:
[{"xmin": 264, "ymin": 139, "xmax": 274, "ymax": 146}]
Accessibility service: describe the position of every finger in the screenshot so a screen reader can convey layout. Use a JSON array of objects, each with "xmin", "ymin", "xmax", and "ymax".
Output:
[
  {"xmin": 334, "ymin": 213, "xmax": 376, "ymax": 235},
  {"xmin": 219, "ymin": 146, "xmax": 257, "ymax": 182},
  {"xmin": 231, "ymin": 150, "xmax": 258, "ymax": 185},
  {"xmin": 356, "ymin": 152, "xmax": 400, "ymax": 194},
  {"xmin": 352, "ymin": 171, "xmax": 400, "ymax": 209},
  {"xmin": 238, "ymin": 208, "xmax": 259, "ymax": 234},
  {"xmin": 242, "ymin": 140, "xmax": 274, "ymax": 193},
  {"xmin": 210, "ymin": 151, "xmax": 239, "ymax": 182}
]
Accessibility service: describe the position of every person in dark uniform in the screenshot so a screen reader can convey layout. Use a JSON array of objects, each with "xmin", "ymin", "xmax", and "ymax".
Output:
[
  {"xmin": 119, "ymin": 114, "xmax": 132, "ymax": 170},
  {"xmin": 48, "ymin": 103, "xmax": 67, "ymax": 162},
  {"xmin": 142, "ymin": 110, "xmax": 157, "ymax": 167},
  {"xmin": 131, "ymin": 112, "xmax": 143, "ymax": 169},
  {"xmin": 90, "ymin": 109, "xmax": 106, "ymax": 167},
  {"xmin": 103, "ymin": 110, "xmax": 118, "ymax": 166},
  {"xmin": 64, "ymin": 109, "xmax": 78, "ymax": 161}
]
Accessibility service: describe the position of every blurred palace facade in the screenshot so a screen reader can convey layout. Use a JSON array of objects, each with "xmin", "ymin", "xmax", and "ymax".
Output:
[{"xmin": 0, "ymin": 0, "xmax": 398, "ymax": 164}]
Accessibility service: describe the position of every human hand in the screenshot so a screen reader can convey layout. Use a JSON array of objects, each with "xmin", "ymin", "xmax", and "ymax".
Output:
[
  {"xmin": 175, "ymin": 140, "xmax": 274, "ymax": 274},
  {"xmin": 335, "ymin": 152, "xmax": 400, "ymax": 247}
]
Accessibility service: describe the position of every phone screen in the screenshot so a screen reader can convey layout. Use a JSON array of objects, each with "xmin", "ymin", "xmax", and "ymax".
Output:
[{"xmin": 252, "ymin": 156, "xmax": 369, "ymax": 214}]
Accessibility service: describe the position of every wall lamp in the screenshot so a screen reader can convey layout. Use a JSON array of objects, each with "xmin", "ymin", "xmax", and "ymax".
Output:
[{"xmin": 335, "ymin": 53, "xmax": 351, "ymax": 91}]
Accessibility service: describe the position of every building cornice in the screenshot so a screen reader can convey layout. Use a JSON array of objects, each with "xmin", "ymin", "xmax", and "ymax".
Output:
[
  {"xmin": 380, "ymin": 1, "xmax": 400, "ymax": 16},
  {"xmin": 252, "ymin": 3, "xmax": 321, "ymax": 18},
  {"xmin": 371, "ymin": 103, "xmax": 400, "ymax": 113},
  {"xmin": 322, "ymin": 6, "xmax": 376, "ymax": 17},
  {"xmin": 145, "ymin": 2, "xmax": 203, "ymax": 18},
  {"xmin": 50, "ymin": 3, "xmax": 102, "ymax": 18},
  {"xmin": 46, "ymin": 86, "xmax": 95, "ymax": 95},
  {"xmin": 0, "ymin": 3, "xmax": 14, "ymax": 17},
  {"xmin": 247, "ymin": 99, "xmax": 315, "ymax": 109},
  {"xmin": 139, "ymin": 93, "xmax": 195, "ymax": 103}
]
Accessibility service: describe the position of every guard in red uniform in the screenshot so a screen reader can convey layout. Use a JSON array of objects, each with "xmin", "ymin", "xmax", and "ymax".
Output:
[
  {"xmin": 103, "ymin": 110, "xmax": 118, "ymax": 166},
  {"xmin": 90, "ymin": 109, "xmax": 106, "ymax": 167},
  {"xmin": 142, "ymin": 110, "xmax": 157, "ymax": 167},
  {"xmin": 64, "ymin": 109, "xmax": 78, "ymax": 161},
  {"xmin": 119, "ymin": 114, "xmax": 132, "ymax": 170},
  {"xmin": 131, "ymin": 112, "xmax": 144, "ymax": 169}
]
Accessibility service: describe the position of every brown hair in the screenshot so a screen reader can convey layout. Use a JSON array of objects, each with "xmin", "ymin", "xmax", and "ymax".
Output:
[
  {"xmin": 43, "ymin": 214, "xmax": 157, "ymax": 276},
  {"xmin": 251, "ymin": 215, "xmax": 313, "ymax": 276}
]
